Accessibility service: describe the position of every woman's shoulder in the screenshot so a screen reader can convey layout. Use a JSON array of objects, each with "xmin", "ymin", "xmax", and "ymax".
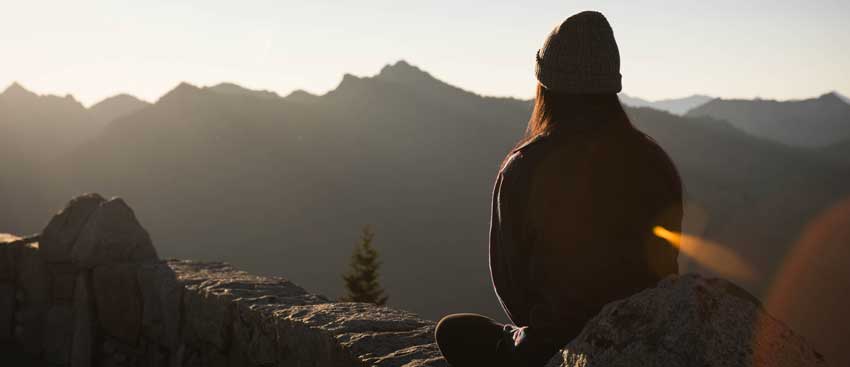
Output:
[{"xmin": 501, "ymin": 134, "xmax": 554, "ymax": 175}]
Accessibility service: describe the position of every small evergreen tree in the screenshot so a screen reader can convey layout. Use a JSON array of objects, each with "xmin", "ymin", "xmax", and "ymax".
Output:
[{"xmin": 340, "ymin": 225, "xmax": 388, "ymax": 305}]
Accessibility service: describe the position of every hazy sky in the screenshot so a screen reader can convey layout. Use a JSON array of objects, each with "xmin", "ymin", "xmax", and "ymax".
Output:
[{"xmin": 2, "ymin": 0, "xmax": 848, "ymax": 106}]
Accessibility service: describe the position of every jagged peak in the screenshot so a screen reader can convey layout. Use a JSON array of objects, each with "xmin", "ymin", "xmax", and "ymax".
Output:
[
  {"xmin": 2, "ymin": 81, "xmax": 37, "ymax": 99},
  {"xmin": 375, "ymin": 60, "xmax": 437, "ymax": 84},
  {"xmin": 157, "ymin": 82, "xmax": 203, "ymax": 103},
  {"xmin": 819, "ymin": 91, "xmax": 849, "ymax": 105},
  {"xmin": 92, "ymin": 93, "xmax": 148, "ymax": 105},
  {"xmin": 207, "ymin": 82, "xmax": 281, "ymax": 99},
  {"xmin": 283, "ymin": 89, "xmax": 319, "ymax": 103},
  {"xmin": 833, "ymin": 91, "xmax": 850, "ymax": 105}
]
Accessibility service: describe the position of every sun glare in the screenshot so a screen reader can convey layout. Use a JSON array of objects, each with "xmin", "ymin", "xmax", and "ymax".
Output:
[{"xmin": 654, "ymin": 226, "xmax": 756, "ymax": 282}]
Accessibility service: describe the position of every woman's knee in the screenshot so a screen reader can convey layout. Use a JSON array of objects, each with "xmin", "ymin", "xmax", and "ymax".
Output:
[
  {"xmin": 435, "ymin": 313, "xmax": 468, "ymax": 346},
  {"xmin": 435, "ymin": 313, "xmax": 503, "ymax": 348}
]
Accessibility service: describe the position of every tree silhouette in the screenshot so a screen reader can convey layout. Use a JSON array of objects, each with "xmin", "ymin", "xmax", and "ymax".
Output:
[{"xmin": 340, "ymin": 225, "xmax": 388, "ymax": 305}]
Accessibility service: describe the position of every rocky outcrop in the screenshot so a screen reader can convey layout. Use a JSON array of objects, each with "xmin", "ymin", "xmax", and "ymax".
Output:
[
  {"xmin": 544, "ymin": 274, "xmax": 827, "ymax": 367},
  {"xmin": 71, "ymin": 197, "xmax": 158, "ymax": 268},
  {"xmin": 172, "ymin": 260, "xmax": 445, "ymax": 367},
  {"xmin": 1, "ymin": 194, "xmax": 828, "ymax": 367},
  {"xmin": 1, "ymin": 194, "xmax": 446, "ymax": 367},
  {"xmin": 40, "ymin": 193, "xmax": 105, "ymax": 264}
]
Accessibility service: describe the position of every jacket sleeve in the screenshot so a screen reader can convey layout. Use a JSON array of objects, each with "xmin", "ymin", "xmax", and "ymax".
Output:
[
  {"xmin": 521, "ymin": 148, "xmax": 597, "ymax": 336},
  {"xmin": 490, "ymin": 151, "xmax": 537, "ymax": 327}
]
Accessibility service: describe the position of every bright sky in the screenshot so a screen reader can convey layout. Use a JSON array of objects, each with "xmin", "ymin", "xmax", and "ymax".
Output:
[{"xmin": 2, "ymin": 0, "xmax": 848, "ymax": 106}]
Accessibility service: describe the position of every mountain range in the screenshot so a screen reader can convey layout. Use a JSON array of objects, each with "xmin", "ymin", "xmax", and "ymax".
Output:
[
  {"xmin": 618, "ymin": 93, "xmax": 714, "ymax": 115},
  {"xmin": 687, "ymin": 92, "xmax": 850, "ymax": 148},
  {"xmin": 2, "ymin": 60, "xmax": 848, "ymax": 366}
]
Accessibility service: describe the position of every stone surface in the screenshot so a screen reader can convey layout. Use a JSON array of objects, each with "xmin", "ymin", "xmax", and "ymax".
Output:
[
  {"xmin": 71, "ymin": 197, "xmax": 158, "ymax": 268},
  {"xmin": 40, "ymin": 193, "xmax": 105, "ymax": 264},
  {"xmin": 17, "ymin": 244, "xmax": 51, "ymax": 308},
  {"xmin": 15, "ymin": 243, "xmax": 50, "ymax": 356},
  {"xmin": 544, "ymin": 274, "xmax": 827, "ymax": 367},
  {"xmin": 71, "ymin": 272, "xmax": 94, "ymax": 367},
  {"xmin": 169, "ymin": 260, "xmax": 447, "ymax": 367},
  {"xmin": 92, "ymin": 263, "xmax": 143, "ymax": 345},
  {"xmin": 43, "ymin": 304, "xmax": 74, "ymax": 365},
  {"xmin": 48, "ymin": 263, "xmax": 77, "ymax": 302},
  {"xmin": 0, "ymin": 283, "xmax": 14, "ymax": 341},
  {"xmin": 17, "ymin": 308, "xmax": 46, "ymax": 356},
  {"xmin": 136, "ymin": 261, "xmax": 182, "ymax": 350},
  {"xmin": 0, "ymin": 237, "xmax": 20, "ymax": 281}
]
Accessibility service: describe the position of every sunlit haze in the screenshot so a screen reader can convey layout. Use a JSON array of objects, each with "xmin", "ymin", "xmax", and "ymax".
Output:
[{"xmin": 2, "ymin": 0, "xmax": 848, "ymax": 106}]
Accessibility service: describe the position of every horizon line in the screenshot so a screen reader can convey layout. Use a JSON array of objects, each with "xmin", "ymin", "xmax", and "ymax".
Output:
[{"xmin": 2, "ymin": 60, "xmax": 848, "ymax": 108}]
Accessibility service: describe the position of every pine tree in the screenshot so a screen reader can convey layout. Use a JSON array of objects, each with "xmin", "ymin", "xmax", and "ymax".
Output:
[{"xmin": 340, "ymin": 225, "xmax": 388, "ymax": 305}]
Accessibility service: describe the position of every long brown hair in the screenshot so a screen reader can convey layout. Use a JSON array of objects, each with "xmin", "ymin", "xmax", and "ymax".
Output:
[
  {"xmin": 509, "ymin": 83, "xmax": 683, "ymax": 197},
  {"xmin": 514, "ymin": 83, "xmax": 632, "ymax": 150}
]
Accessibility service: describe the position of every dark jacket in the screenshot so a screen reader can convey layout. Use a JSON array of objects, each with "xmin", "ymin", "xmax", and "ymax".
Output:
[{"xmin": 489, "ymin": 122, "xmax": 682, "ymax": 344}]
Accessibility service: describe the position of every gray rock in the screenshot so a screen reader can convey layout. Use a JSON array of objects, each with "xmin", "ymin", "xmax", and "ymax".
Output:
[
  {"xmin": 43, "ymin": 304, "xmax": 74, "ymax": 365},
  {"xmin": 544, "ymin": 274, "xmax": 827, "ymax": 367},
  {"xmin": 15, "ymin": 244, "xmax": 50, "ymax": 356},
  {"xmin": 71, "ymin": 197, "xmax": 158, "ymax": 268},
  {"xmin": 168, "ymin": 260, "xmax": 447, "ymax": 367},
  {"xmin": 137, "ymin": 261, "xmax": 183, "ymax": 350},
  {"xmin": 274, "ymin": 302, "xmax": 445, "ymax": 367},
  {"xmin": 0, "ymin": 283, "xmax": 14, "ymax": 341},
  {"xmin": 92, "ymin": 263, "xmax": 143, "ymax": 345},
  {"xmin": 0, "ymin": 237, "xmax": 20, "ymax": 281},
  {"xmin": 40, "ymin": 193, "xmax": 105, "ymax": 264},
  {"xmin": 17, "ymin": 308, "xmax": 46, "ymax": 356},
  {"xmin": 48, "ymin": 262, "xmax": 77, "ymax": 302},
  {"xmin": 17, "ymin": 244, "xmax": 51, "ymax": 308},
  {"xmin": 71, "ymin": 272, "xmax": 95, "ymax": 367},
  {"xmin": 100, "ymin": 336, "xmax": 144, "ymax": 367}
]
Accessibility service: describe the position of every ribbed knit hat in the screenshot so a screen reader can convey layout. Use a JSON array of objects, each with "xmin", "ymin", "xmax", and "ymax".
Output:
[{"xmin": 535, "ymin": 11, "xmax": 622, "ymax": 94}]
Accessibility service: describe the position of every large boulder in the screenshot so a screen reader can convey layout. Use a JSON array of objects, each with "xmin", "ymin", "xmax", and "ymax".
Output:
[
  {"xmin": 545, "ymin": 274, "xmax": 827, "ymax": 367},
  {"xmin": 136, "ymin": 261, "xmax": 183, "ymax": 350},
  {"xmin": 92, "ymin": 263, "xmax": 143, "ymax": 345},
  {"xmin": 71, "ymin": 272, "xmax": 94, "ymax": 367},
  {"xmin": 0, "ymin": 283, "xmax": 14, "ymax": 341},
  {"xmin": 15, "ymin": 244, "xmax": 50, "ymax": 356},
  {"xmin": 71, "ymin": 197, "xmax": 158, "ymax": 268},
  {"xmin": 40, "ymin": 193, "xmax": 105, "ymax": 264},
  {"xmin": 43, "ymin": 304, "xmax": 74, "ymax": 365},
  {"xmin": 48, "ymin": 263, "xmax": 77, "ymax": 303},
  {"xmin": 0, "ymin": 236, "xmax": 19, "ymax": 281}
]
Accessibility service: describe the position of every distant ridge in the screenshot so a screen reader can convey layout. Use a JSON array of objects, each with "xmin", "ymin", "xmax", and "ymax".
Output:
[
  {"xmin": 374, "ymin": 60, "xmax": 438, "ymax": 85},
  {"xmin": 283, "ymin": 89, "xmax": 319, "ymax": 103},
  {"xmin": 89, "ymin": 94, "xmax": 150, "ymax": 125},
  {"xmin": 208, "ymin": 82, "xmax": 281, "ymax": 100},
  {"xmin": 834, "ymin": 91, "xmax": 850, "ymax": 105},
  {"xmin": 619, "ymin": 93, "xmax": 714, "ymax": 115},
  {"xmin": 687, "ymin": 92, "xmax": 850, "ymax": 147},
  {"xmin": 2, "ymin": 82, "xmax": 38, "ymax": 99}
]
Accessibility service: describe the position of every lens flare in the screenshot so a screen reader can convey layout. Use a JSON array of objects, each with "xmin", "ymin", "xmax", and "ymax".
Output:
[{"xmin": 653, "ymin": 226, "xmax": 756, "ymax": 282}]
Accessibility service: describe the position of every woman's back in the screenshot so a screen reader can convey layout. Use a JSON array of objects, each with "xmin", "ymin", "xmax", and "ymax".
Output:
[{"xmin": 490, "ymin": 119, "xmax": 682, "ymax": 342}]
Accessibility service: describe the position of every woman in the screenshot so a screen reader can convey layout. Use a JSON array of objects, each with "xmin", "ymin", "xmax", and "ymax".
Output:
[{"xmin": 434, "ymin": 11, "xmax": 683, "ymax": 367}]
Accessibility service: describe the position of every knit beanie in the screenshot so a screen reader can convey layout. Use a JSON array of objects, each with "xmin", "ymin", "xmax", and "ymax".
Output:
[{"xmin": 535, "ymin": 11, "xmax": 622, "ymax": 94}]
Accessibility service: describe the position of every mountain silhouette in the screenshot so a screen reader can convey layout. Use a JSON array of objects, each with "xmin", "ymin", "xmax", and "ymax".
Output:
[
  {"xmin": 209, "ymin": 82, "xmax": 281, "ymax": 100},
  {"xmin": 89, "ymin": 93, "xmax": 150, "ymax": 126},
  {"xmin": 619, "ymin": 94, "xmax": 713, "ymax": 115},
  {"xmin": 686, "ymin": 93, "xmax": 850, "ymax": 147},
  {"xmin": 1, "ymin": 63, "xmax": 848, "ymax": 365},
  {"xmin": 835, "ymin": 91, "xmax": 850, "ymax": 105},
  {"xmin": 283, "ymin": 89, "xmax": 320, "ymax": 104}
]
